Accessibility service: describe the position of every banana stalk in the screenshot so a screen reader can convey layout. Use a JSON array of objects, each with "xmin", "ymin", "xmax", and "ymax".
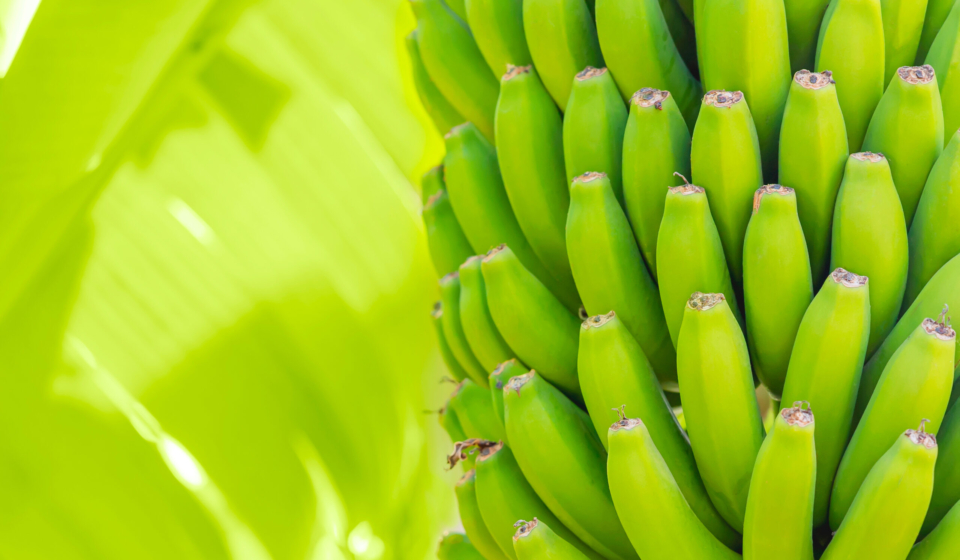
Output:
[
  {"xmin": 456, "ymin": 470, "xmax": 511, "ymax": 560},
  {"xmin": 917, "ymin": 0, "xmax": 957, "ymax": 62},
  {"xmin": 465, "ymin": 0, "xmax": 532, "ymax": 76},
  {"xmin": 923, "ymin": 0, "xmax": 960, "ymax": 145},
  {"xmin": 912, "ymin": 497, "xmax": 960, "ymax": 559},
  {"xmin": 513, "ymin": 519, "xmax": 591, "ymax": 560},
  {"xmin": 450, "ymin": 378, "xmax": 507, "ymax": 441},
  {"xmin": 434, "ymin": 301, "xmax": 470, "ymax": 381},
  {"xmin": 922, "ymin": 399, "xmax": 960, "ymax": 537},
  {"xmin": 879, "ymin": 0, "xmax": 929, "ymax": 83},
  {"xmin": 423, "ymin": 190, "xmax": 475, "ymax": 278},
  {"xmin": 459, "ymin": 256, "xmax": 519, "ymax": 371},
  {"xmin": 784, "ymin": 0, "xmax": 832, "ymax": 71},
  {"xmin": 441, "ymin": 273, "xmax": 492, "ymax": 386},
  {"xmin": 406, "ymin": 31, "xmax": 465, "ymax": 135},
  {"xmin": 438, "ymin": 533, "xmax": 485, "ymax": 560}
]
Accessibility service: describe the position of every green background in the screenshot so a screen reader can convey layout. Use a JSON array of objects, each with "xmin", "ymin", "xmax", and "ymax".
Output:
[{"xmin": 0, "ymin": 0, "xmax": 457, "ymax": 558}]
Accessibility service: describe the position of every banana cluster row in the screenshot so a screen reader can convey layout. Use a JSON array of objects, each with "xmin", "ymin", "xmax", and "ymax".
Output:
[{"xmin": 409, "ymin": 0, "xmax": 960, "ymax": 559}]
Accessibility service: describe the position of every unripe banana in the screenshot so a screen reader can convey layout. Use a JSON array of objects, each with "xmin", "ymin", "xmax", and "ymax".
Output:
[
  {"xmin": 562, "ymin": 68, "xmax": 627, "ymax": 205},
  {"xmin": 905, "ymin": 130, "xmax": 960, "ymax": 308},
  {"xmin": 676, "ymin": 292, "xmax": 765, "ymax": 532},
  {"xmin": 503, "ymin": 371, "xmax": 638, "ymax": 560},
  {"xmin": 406, "ymin": 31, "xmax": 465, "ymax": 135},
  {"xmin": 742, "ymin": 403, "xmax": 816, "ymax": 560},
  {"xmin": 421, "ymin": 165, "xmax": 446, "ymax": 206},
  {"xmin": 438, "ymin": 532, "xmax": 486, "ymax": 560},
  {"xmin": 457, "ymin": 470, "xmax": 511, "ymax": 560},
  {"xmin": 831, "ymin": 315, "xmax": 955, "ymax": 530},
  {"xmin": 922, "ymin": 398, "xmax": 960, "ymax": 537},
  {"xmin": 606, "ymin": 413, "xmax": 742, "ymax": 560},
  {"xmin": 578, "ymin": 312, "xmax": 740, "ymax": 548},
  {"xmin": 779, "ymin": 269, "xmax": 870, "ymax": 526},
  {"xmin": 450, "ymin": 378, "xmax": 507, "ymax": 442},
  {"xmin": 862, "ymin": 65, "xmax": 944, "ymax": 225},
  {"xmin": 696, "ymin": 0, "xmax": 791, "ymax": 179},
  {"xmin": 595, "ymin": 0, "xmax": 702, "ymax": 127},
  {"xmin": 622, "ymin": 88, "xmax": 692, "ymax": 281},
  {"xmin": 481, "ymin": 245, "xmax": 582, "ymax": 401},
  {"xmin": 778, "ymin": 70, "xmax": 849, "ymax": 284},
  {"xmin": 446, "ymin": 0, "xmax": 470, "ymax": 21},
  {"xmin": 830, "ymin": 152, "xmax": 909, "ymax": 355},
  {"xmin": 522, "ymin": 0, "xmax": 604, "ymax": 111},
  {"xmin": 513, "ymin": 518, "xmax": 591, "ymax": 560},
  {"xmin": 566, "ymin": 172, "xmax": 677, "ymax": 386},
  {"xmin": 917, "ymin": 0, "xmax": 957, "ymax": 63},
  {"xmin": 441, "ymin": 273, "xmax": 492, "ymax": 386},
  {"xmin": 879, "ymin": 0, "xmax": 929, "ymax": 83},
  {"xmin": 459, "ymin": 256, "xmax": 520, "ymax": 372},
  {"xmin": 465, "ymin": 0, "xmax": 532, "ymax": 76},
  {"xmin": 912, "ymin": 498, "xmax": 960, "ymax": 559},
  {"xmin": 821, "ymin": 426, "xmax": 938, "ymax": 560},
  {"xmin": 434, "ymin": 301, "xmax": 470, "ymax": 381},
  {"xmin": 440, "ymin": 405, "xmax": 472, "ymax": 470},
  {"xmin": 495, "ymin": 65, "xmax": 578, "ymax": 297},
  {"xmin": 444, "ymin": 123, "xmax": 575, "ymax": 309},
  {"xmin": 923, "ymin": 0, "xmax": 960, "ymax": 145},
  {"xmin": 691, "ymin": 90, "xmax": 764, "ymax": 286},
  {"xmin": 411, "ymin": 0, "xmax": 499, "ymax": 141},
  {"xmin": 742, "ymin": 185, "xmax": 814, "ymax": 399},
  {"xmin": 815, "ymin": 0, "xmax": 885, "ymax": 151},
  {"xmin": 784, "ymin": 0, "xmax": 832, "ymax": 71},
  {"xmin": 489, "ymin": 359, "xmax": 527, "ymax": 435},
  {"xmin": 657, "ymin": 0, "xmax": 700, "ymax": 79},
  {"xmin": 864, "ymin": 254, "xmax": 960, "ymax": 387},
  {"xmin": 424, "ymin": 190, "xmax": 476, "ymax": 278},
  {"xmin": 656, "ymin": 182, "xmax": 742, "ymax": 348}
]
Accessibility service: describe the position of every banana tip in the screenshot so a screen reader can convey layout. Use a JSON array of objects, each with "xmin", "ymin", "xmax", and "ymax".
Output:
[
  {"xmin": 831, "ymin": 268, "xmax": 868, "ymax": 287},
  {"xmin": 504, "ymin": 371, "xmax": 534, "ymax": 395},
  {"xmin": 686, "ymin": 292, "xmax": 725, "ymax": 311},
  {"xmin": 513, "ymin": 518, "xmax": 539, "ymax": 541},
  {"xmin": 898, "ymin": 65, "xmax": 935, "ymax": 85},
  {"xmin": 576, "ymin": 66, "xmax": 607, "ymax": 81},
  {"xmin": 631, "ymin": 88, "xmax": 670, "ymax": 109},
  {"xmin": 703, "ymin": 90, "xmax": 743, "ymax": 108},
  {"xmin": 794, "ymin": 70, "xmax": 834, "ymax": 89},
  {"xmin": 582, "ymin": 310, "xmax": 616, "ymax": 330},
  {"xmin": 781, "ymin": 401, "xmax": 814, "ymax": 427}
]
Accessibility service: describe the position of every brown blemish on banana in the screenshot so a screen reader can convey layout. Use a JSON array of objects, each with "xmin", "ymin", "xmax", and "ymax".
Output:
[
  {"xmin": 425, "ymin": 189, "xmax": 445, "ymax": 209},
  {"xmin": 703, "ymin": 90, "xmax": 744, "ymax": 108},
  {"xmin": 513, "ymin": 518, "xmax": 539, "ymax": 541},
  {"xmin": 782, "ymin": 401, "xmax": 814, "ymax": 427},
  {"xmin": 582, "ymin": 310, "xmax": 616, "ymax": 330},
  {"xmin": 631, "ymin": 87, "xmax": 670, "ymax": 110},
  {"xmin": 922, "ymin": 305, "xmax": 955, "ymax": 341},
  {"xmin": 444, "ymin": 122, "xmax": 471, "ymax": 140},
  {"xmin": 575, "ymin": 171, "xmax": 607, "ymax": 184},
  {"xmin": 851, "ymin": 152, "xmax": 885, "ymax": 163},
  {"xmin": 456, "ymin": 469, "xmax": 476, "ymax": 486},
  {"xmin": 576, "ymin": 66, "xmax": 607, "ymax": 81},
  {"xmin": 504, "ymin": 64, "xmax": 532, "ymax": 81},
  {"xmin": 687, "ymin": 292, "xmax": 725, "ymax": 311},
  {"xmin": 505, "ymin": 371, "xmax": 535, "ymax": 396},
  {"xmin": 440, "ymin": 271, "xmax": 460, "ymax": 285},
  {"xmin": 432, "ymin": 301, "xmax": 443, "ymax": 319},
  {"xmin": 794, "ymin": 70, "xmax": 835, "ymax": 89},
  {"xmin": 898, "ymin": 65, "xmax": 935, "ymax": 85},
  {"xmin": 753, "ymin": 184, "xmax": 795, "ymax": 212},
  {"xmin": 831, "ymin": 268, "xmax": 869, "ymax": 288},
  {"xmin": 492, "ymin": 359, "xmax": 519, "ymax": 390},
  {"xmin": 906, "ymin": 419, "xmax": 938, "ymax": 449},
  {"xmin": 482, "ymin": 244, "xmax": 507, "ymax": 262},
  {"xmin": 447, "ymin": 439, "xmax": 499, "ymax": 469}
]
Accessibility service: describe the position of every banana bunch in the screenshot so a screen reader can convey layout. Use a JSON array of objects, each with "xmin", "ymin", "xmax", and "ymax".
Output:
[{"xmin": 410, "ymin": 0, "xmax": 960, "ymax": 558}]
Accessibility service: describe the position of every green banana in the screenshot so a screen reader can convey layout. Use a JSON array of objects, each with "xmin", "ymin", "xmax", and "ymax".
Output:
[
  {"xmin": 676, "ymin": 292, "xmax": 765, "ymax": 532},
  {"xmin": 411, "ymin": 0, "xmax": 499, "ymax": 141},
  {"xmin": 446, "ymin": 0, "xmax": 470, "ymax": 21},
  {"xmin": 922, "ymin": 397, "xmax": 960, "ymax": 536},
  {"xmin": 779, "ymin": 268, "xmax": 870, "ymax": 527},
  {"xmin": 522, "ymin": 0, "xmax": 604, "ymax": 111},
  {"xmin": 830, "ymin": 152, "xmax": 909, "ymax": 355},
  {"xmin": 815, "ymin": 0, "xmax": 885, "ymax": 151},
  {"xmin": 421, "ymin": 165, "xmax": 446, "ymax": 206},
  {"xmin": 444, "ymin": 123, "xmax": 574, "ymax": 309},
  {"xmin": 658, "ymin": 0, "xmax": 700, "ymax": 79},
  {"xmin": 495, "ymin": 65, "xmax": 578, "ymax": 297},
  {"xmin": 438, "ymin": 532, "xmax": 486, "ymax": 560},
  {"xmin": 697, "ymin": 0, "xmax": 791, "ymax": 179},
  {"xmin": 905, "ymin": 129, "xmax": 960, "ymax": 308},
  {"xmin": 690, "ymin": 90, "xmax": 764, "ymax": 286},
  {"xmin": 489, "ymin": 359, "xmax": 527, "ymax": 434},
  {"xmin": 579, "ymin": 312, "xmax": 740, "ymax": 548},
  {"xmin": 465, "ymin": 0, "xmax": 532, "ymax": 76},
  {"xmin": 742, "ymin": 403, "xmax": 816, "ymax": 560},
  {"xmin": 831, "ymin": 314, "xmax": 955, "ymax": 529},
  {"xmin": 784, "ymin": 0, "xmax": 832, "ymax": 71},
  {"xmin": 512, "ymin": 518, "xmax": 591, "ymax": 560},
  {"xmin": 457, "ymin": 470, "xmax": 511, "ymax": 560},
  {"xmin": 594, "ymin": 0, "xmax": 702, "ymax": 127},
  {"xmin": 742, "ymin": 185, "xmax": 814, "ymax": 399},
  {"xmin": 459, "ymin": 256, "xmax": 519, "ymax": 371},
  {"xmin": 503, "ymin": 371, "xmax": 638, "ymax": 560},
  {"xmin": 778, "ymin": 70, "xmax": 849, "ymax": 284},
  {"xmin": 881, "ymin": 0, "xmax": 929, "ymax": 83},
  {"xmin": 821, "ymin": 425, "xmax": 938, "ymax": 560},
  {"xmin": 912, "ymin": 497, "xmax": 960, "ymax": 559},
  {"xmin": 481, "ymin": 245, "xmax": 582, "ymax": 400},
  {"xmin": 440, "ymin": 404, "xmax": 472, "ymax": 469},
  {"xmin": 434, "ymin": 301, "xmax": 470, "ymax": 381},
  {"xmin": 450, "ymin": 378, "xmax": 507, "ymax": 442},
  {"xmin": 441, "ymin": 272, "xmax": 492, "ymax": 386},
  {"xmin": 862, "ymin": 65, "xmax": 944, "ymax": 225},
  {"xmin": 917, "ymin": 0, "xmax": 957, "ymax": 62},
  {"xmin": 406, "ymin": 30, "xmax": 465, "ymax": 135},
  {"xmin": 656, "ymin": 181, "xmax": 742, "ymax": 348},
  {"xmin": 562, "ymin": 67, "xmax": 627, "ymax": 205},
  {"xmin": 864, "ymin": 252, "xmax": 960, "ymax": 386},
  {"xmin": 606, "ymin": 413, "xmax": 742, "ymax": 560},
  {"xmin": 566, "ymin": 172, "xmax": 677, "ymax": 387},
  {"xmin": 924, "ymin": 0, "xmax": 960, "ymax": 145},
  {"xmin": 424, "ymin": 190, "xmax": 476, "ymax": 278},
  {"xmin": 621, "ymin": 88, "xmax": 692, "ymax": 281}
]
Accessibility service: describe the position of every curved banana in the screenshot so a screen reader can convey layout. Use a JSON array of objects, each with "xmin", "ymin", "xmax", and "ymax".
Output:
[
  {"xmin": 512, "ymin": 518, "xmax": 591, "ymax": 560},
  {"xmin": 879, "ymin": 0, "xmax": 929, "ymax": 83},
  {"xmin": 459, "ymin": 256, "xmax": 519, "ymax": 371},
  {"xmin": 784, "ymin": 0, "xmax": 832, "ymax": 71},
  {"xmin": 911, "ymin": 498, "xmax": 960, "ymax": 559},
  {"xmin": 421, "ymin": 165, "xmax": 445, "ymax": 206},
  {"xmin": 622, "ymin": 88, "xmax": 692, "ymax": 282},
  {"xmin": 779, "ymin": 268, "xmax": 870, "ymax": 527},
  {"xmin": 450, "ymin": 378, "xmax": 507, "ymax": 442},
  {"xmin": 481, "ymin": 245, "xmax": 582, "ymax": 401},
  {"xmin": 815, "ymin": 0, "xmax": 885, "ymax": 151},
  {"xmin": 831, "ymin": 316, "xmax": 955, "ymax": 529},
  {"xmin": 742, "ymin": 403, "xmax": 816, "ymax": 560},
  {"xmin": 595, "ymin": 0, "xmax": 702, "ymax": 127},
  {"xmin": 406, "ymin": 31, "xmax": 465, "ymax": 135},
  {"xmin": 411, "ymin": 0, "xmax": 499, "ymax": 141},
  {"xmin": 465, "ymin": 0, "xmax": 532, "ymax": 76},
  {"xmin": 862, "ymin": 65, "xmax": 944, "ymax": 226},
  {"xmin": 607, "ymin": 413, "xmax": 742, "ymax": 559},
  {"xmin": 566, "ymin": 172, "xmax": 676, "ymax": 386},
  {"xmin": 676, "ymin": 292, "xmax": 765, "ymax": 532},
  {"xmin": 424, "ymin": 190, "xmax": 476, "ymax": 278},
  {"xmin": 489, "ymin": 359, "xmax": 527, "ymax": 435},
  {"xmin": 917, "ymin": 0, "xmax": 957, "ymax": 62},
  {"xmin": 503, "ymin": 371, "xmax": 638, "ymax": 560},
  {"xmin": 522, "ymin": 0, "xmax": 604, "ymax": 111},
  {"xmin": 446, "ymin": 0, "xmax": 470, "ymax": 21},
  {"xmin": 434, "ymin": 301, "xmax": 470, "ymax": 381},
  {"xmin": 438, "ymin": 532, "xmax": 486, "ymax": 560},
  {"xmin": 441, "ymin": 273, "xmax": 492, "ymax": 386},
  {"xmin": 922, "ymin": 398, "xmax": 960, "ymax": 537},
  {"xmin": 656, "ymin": 181, "xmax": 741, "ymax": 347},
  {"xmin": 457, "ymin": 470, "xmax": 511, "ymax": 560},
  {"xmin": 563, "ymin": 67, "xmax": 627, "ymax": 205},
  {"xmin": 923, "ymin": 0, "xmax": 960, "ymax": 145},
  {"xmin": 821, "ymin": 425, "xmax": 938, "ymax": 560},
  {"xmin": 830, "ymin": 152, "xmax": 909, "ymax": 355},
  {"xmin": 778, "ymin": 70, "xmax": 849, "ymax": 284},
  {"xmin": 742, "ymin": 185, "xmax": 814, "ymax": 399},
  {"xmin": 690, "ymin": 90, "xmax": 764, "ymax": 286}
]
